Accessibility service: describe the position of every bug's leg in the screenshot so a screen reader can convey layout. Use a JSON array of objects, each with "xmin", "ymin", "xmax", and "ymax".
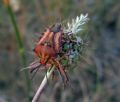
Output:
[
  {"xmin": 30, "ymin": 64, "xmax": 46, "ymax": 80},
  {"xmin": 49, "ymin": 59, "xmax": 65, "ymax": 83},
  {"xmin": 57, "ymin": 66, "xmax": 65, "ymax": 84},
  {"xmin": 51, "ymin": 71, "xmax": 56, "ymax": 80},
  {"xmin": 37, "ymin": 29, "xmax": 50, "ymax": 45},
  {"xmin": 31, "ymin": 67, "xmax": 40, "ymax": 80},
  {"xmin": 53, "ymin": 58, "xmax": 69, "ymax": 83},
  {"xmin": 27, "ymin": 59, "xmax": 41, "ymax": 73},
  {"xmin": 64, "ymin": 71, "xmax": 74, "ymax": 89}
]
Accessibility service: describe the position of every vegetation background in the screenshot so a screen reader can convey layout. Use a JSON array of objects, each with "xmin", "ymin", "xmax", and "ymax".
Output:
[{"xmin": 0, "ymin": 0, "xmax": 120, "ymax": 102}]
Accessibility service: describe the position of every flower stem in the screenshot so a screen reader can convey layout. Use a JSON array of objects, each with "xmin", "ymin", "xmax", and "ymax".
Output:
[{"xmin": 32, "ymin": 66, "xmax": 55, "ymax": 102}]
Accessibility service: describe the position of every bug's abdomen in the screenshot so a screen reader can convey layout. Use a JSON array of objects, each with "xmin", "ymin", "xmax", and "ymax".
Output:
[{"xmin": 53, "ymin": 31, "xmax": 63, "ymax": 53}]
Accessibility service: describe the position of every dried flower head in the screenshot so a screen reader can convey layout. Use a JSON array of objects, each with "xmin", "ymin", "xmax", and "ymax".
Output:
[
  {"xmin": 26, "ymin": 14, "xmax": 89, "ymax": 102},
  {"xmin": 27, "ymin": 14, "xmax": 89, "ymax": 81},
  {"xmin": 64, "ymin": 14, "xmax": 89, "ymax": 35}
]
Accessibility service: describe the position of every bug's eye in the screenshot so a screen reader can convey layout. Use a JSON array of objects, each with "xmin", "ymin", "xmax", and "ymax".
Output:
[
  {"xmin": 33, "ymin": 48, "xmax": 35, "ymax": 52},
  {"xmin": 40, "ymin": 43, "xmax": 44, "ymax": 46}
]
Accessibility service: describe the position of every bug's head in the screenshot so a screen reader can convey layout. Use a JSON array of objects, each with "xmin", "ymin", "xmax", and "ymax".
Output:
[
  {"xmin": 50, "ymin": 23, "xmax": 62, "ymax": 33},
  {"xmin": 33, "ymin": 45, "xmax": 42, "ymax": 57}
]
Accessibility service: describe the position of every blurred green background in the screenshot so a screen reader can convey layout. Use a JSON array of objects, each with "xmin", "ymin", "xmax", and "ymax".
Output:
[{"xmin": 0, "ymin": 0, "xmax": 120, "ymax": 102}]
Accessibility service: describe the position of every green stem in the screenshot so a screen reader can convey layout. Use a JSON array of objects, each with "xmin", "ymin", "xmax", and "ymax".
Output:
[{"xmin": 5, "ymin": 3, "xmax": 31, "ymax": 102}]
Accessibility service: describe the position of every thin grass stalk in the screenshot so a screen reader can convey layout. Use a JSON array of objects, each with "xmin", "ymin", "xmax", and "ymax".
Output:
[{"xmin": 3, "ymin": 0, "xmax": 31, "ymax": 101}]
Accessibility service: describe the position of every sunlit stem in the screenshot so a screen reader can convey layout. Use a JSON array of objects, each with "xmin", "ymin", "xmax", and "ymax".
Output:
[{"xmin": 32, "ymin": 65, "xmax": 55, "ymax": 102}]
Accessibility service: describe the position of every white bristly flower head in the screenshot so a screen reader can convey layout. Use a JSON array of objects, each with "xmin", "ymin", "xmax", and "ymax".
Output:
[{"xmin": 64, "ymin": 14, "xmax": 89, "ymax": 35}]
